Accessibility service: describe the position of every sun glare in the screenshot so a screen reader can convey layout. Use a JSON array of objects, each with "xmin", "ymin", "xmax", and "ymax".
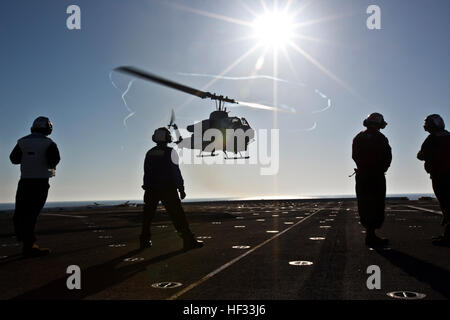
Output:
[
  {"xmin": 168, "ymin": 1, "xmax": 360, "ymax": 118},
  {"xmin": 252, "ymin": 11, "xmax": 294, "ymax": 48}
]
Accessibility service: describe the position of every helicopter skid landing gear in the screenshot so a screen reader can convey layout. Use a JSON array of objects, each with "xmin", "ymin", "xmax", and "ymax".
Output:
[
  {"xmin": 197, "ymin": 152, "xmax": 218, "ymax": 158},
  {"xmin": 223, "ymin": 151, "xmax": 250, "ymax": 160}
]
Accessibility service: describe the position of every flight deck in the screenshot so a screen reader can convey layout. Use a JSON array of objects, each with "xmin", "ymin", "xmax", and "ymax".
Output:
[{"xmin": 0, "ymin": 198, "xmax": 448, "ymax": 300}]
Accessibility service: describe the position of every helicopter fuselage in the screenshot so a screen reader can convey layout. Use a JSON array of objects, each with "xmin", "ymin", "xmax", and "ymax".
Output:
[{"xmin": 178, "ymin": 111, "xmax": 255, "ymax": 154}]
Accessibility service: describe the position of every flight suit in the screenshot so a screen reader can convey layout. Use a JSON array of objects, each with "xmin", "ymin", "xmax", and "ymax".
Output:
[
  {"xmin": 140, "ymin": 145, "xmax": 195, "ymax": 244},
  {"xmin": 10, "ymin": 133, "xmax": 60, "ymax": 249},
  {"xmin": 352, "ymin": 128, "xmax": 392, "ymax": 230},
  {"xmin": 417, "ymin": 130, "xmax": 450, "ymax": 239}
]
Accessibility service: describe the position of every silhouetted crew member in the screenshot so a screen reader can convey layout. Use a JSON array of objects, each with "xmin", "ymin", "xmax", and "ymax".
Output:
[
  {"xmin": 140, "ymin": 127, "xmax": 203, "ymax": 250},
  {"xmin": 9, "ymin": 117, "xmax": 60, "ymax": 258},
  {"xmin": 417, "ymin": 114, "xmax": 450, "ymax": 246},
  {"xmin": 352, "ymin": 113, "xmax": 392, "ymax": 247}
]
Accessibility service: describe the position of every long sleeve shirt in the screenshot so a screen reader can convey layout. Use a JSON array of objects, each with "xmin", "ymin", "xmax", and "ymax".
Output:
[
  {"xmin": 143, "ymin": 145, "xmax": 184, "ymax": 191},
  {"xmin": 417, "ymin": 130, "xmax": 450, "ymax": 177},
  {"xmin": 352, "ymin": 128, "xmax": 392, "ymax": 174}
]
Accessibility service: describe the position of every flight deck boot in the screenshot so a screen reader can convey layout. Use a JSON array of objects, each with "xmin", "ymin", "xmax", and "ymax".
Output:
[
  {"xmin": 182, "ymin": 233, "xmax": 204, "ymax": 251},
  {"xmin": 432, "ymin": 223, "xmax": 450, "ymax": 247},
  {"xmin": 365, "ymin": 230, "xmax": 389, "ymax": 248},
  {"xmin": 23, "ymin": 243, "xmax": 51, "ymax": 258},
  {"xmin": 139, "ymin": 235, "xmax": 152, "ymax": 250}
]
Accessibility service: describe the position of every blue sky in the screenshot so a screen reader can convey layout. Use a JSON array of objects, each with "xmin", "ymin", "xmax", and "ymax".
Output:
[{"xmin": 1, "ymin": 0, "xmax": 449, "ymax": 202}]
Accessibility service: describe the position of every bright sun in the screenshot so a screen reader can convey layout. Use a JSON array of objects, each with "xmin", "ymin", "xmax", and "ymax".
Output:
[
  {"xmin": 169, "ymin": 1, "xmax": 356, "ymax": 110},
  {"xmin": 252, "ymin": 11, "xmax": 295, "ymax": 48}
]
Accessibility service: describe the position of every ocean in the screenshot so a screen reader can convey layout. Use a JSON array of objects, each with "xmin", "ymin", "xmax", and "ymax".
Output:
[{"xmin": 0, "ymin": 193, "xmax": 435, "ymax": 212}]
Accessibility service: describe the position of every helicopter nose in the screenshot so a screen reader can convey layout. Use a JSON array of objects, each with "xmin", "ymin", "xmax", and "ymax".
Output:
[{"xmin": 247, "ymin": 127, "xmax": 255, "ymax": 140}]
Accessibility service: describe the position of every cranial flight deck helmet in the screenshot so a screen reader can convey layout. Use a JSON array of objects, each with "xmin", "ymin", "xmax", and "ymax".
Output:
[
  {"xmin": 152, "ymin": 127, "xmax": 172, "ymax": 144},
  {"xmin": 363, "ymin": 112, "xmax": 387, "ymax": 129},
  {"xmin": 31, "ymin": 116, "xmax": 53, "ymax": 136},
  {"xmin": 424, "ymin": 114, "xmax": 445, "ymax": 132}
]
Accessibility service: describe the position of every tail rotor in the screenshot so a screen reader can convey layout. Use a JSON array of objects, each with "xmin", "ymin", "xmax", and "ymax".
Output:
[
  {"xmin": 168, "ymin": 109, "xmax": 182, "ymax": 144},
  {"xmin": 168, "ymin": 109, "xmax": 176, "ymax": 128}
]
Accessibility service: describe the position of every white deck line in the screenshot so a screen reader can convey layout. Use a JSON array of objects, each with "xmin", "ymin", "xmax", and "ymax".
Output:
[
  {"xmin": 405, "ymin": 205, "xmax": 442, "ymax": 216},
  {"xmin": 167, "ymin": 206, "xmax": 329, "ymax": 300}
]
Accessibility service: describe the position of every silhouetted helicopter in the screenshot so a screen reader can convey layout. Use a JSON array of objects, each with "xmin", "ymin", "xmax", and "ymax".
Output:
[{"xmin": 115, "ymin": 66, "xmax": 292, "ymax": 159}]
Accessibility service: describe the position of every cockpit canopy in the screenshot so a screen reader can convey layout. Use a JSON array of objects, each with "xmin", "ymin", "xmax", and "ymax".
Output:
[
  {"xmin": 229, "ymin": 117, "xmax": 250, "ymax": 129},
  {"xmin": 186, "ymin": 115, "xmax": 251, "ymax": 133},
  {"xmin": 209, "ymin": 110, "xmax": 228, "ymax": 121}
]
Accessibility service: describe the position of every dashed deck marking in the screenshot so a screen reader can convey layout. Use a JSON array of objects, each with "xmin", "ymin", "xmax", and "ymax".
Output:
[
  {"xmin": 289, "ymin": 261, "xmax": 313, "ymax": 266},
  {"xmin": 109, "ymin": 244, "xmax": 126, "ymax": 248},
  {"xmin": 1, "ymin": 243, "xmax": 19, "ymax": 247},
  {"xmin": 167, "ymin": 207, "xmax": 327, "ymax": 300},
  {"xmin": 123, "ymin": 257, "xmax": 144, "ymax": 262},
  {"xmin": 152, "ymin": 282, "xmax": 183, "ymax": 289}
]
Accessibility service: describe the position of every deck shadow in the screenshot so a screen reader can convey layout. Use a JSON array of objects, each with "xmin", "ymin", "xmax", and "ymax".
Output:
[
  {"xmin": 376, "ymin": 248, "xmax": 450, "ymax": 298},
  {"xmin": 12, "ymin": 248, "xmax": 186, "ymax": 300}
]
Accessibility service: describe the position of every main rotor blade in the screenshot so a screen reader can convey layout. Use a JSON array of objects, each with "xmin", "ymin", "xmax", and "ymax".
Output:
[
  {"xmin": 235, "ymin": 100, "xmax": 296, "ymax": 114},
  {"xmin": 115, "ymin": 66, "xmax": 295, "ymax": 113},
  {"xmin": 116, "ymin": 66, "xmax": 211, "ymax": 99}
]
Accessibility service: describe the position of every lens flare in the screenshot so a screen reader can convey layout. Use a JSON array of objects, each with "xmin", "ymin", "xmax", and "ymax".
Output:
[{"xmin": 252, "ymin": 12, "xmax": 294, "ymax": 48}]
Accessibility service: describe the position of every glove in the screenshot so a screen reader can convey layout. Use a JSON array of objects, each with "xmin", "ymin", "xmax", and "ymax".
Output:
[{"xmin": 179, "ymin": 190, "xmax": 186, "ymax": 200}]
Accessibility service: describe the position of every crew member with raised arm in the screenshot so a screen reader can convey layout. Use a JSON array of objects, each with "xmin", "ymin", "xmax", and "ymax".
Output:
[{"xmin": 140, "ymin": 127, "xmax": 203, "ymax": 251}]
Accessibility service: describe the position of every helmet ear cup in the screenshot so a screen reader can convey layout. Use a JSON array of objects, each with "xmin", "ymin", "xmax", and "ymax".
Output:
[
  {"xmin": 363, "ymin": 113, "xmax": 387, "ymax": 129},
  {"xmin": 424, "ymin": 114, "xmax": 445, "ymax": 132},
  {"xmin": 31, "ymin": 117, "xmax": 52, "ymax": 135},
  {"xmin": 152, "ymin": 128, "xmax": 172, "ymax": 143}
]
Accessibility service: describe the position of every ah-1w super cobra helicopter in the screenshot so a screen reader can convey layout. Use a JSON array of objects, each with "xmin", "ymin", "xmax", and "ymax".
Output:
[{"xmin": 116, "ymin": 66, "xmax": 292, "ymax": 159}]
